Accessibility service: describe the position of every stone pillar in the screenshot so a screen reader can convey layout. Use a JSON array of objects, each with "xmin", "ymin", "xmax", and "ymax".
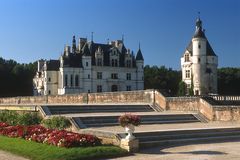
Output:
[{"xmin": 120, "ymin": 138, "xmax": 139, "ymax": 152}]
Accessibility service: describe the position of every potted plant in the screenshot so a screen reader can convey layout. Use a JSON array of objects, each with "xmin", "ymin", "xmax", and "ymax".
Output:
[{"xmin": 118, "ymin": 114, "xmax": 140, "ymax": 140}]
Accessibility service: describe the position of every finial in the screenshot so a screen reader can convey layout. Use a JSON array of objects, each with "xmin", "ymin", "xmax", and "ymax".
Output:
[
  {"xmin": 91, "ymin": 32, "xmax": 94, "ymax": 42},
  {"xmin": 122, "ymin": 34, "xmax": 124, "ymax": 42},
  {"xmin": 107, "ymin": 38, "xmax": 109, "ymax": 44},
  {"xmin": 198, "ymin": 11, "xmax": 200, "ymax": 19},
  {"xmin": 139, "ymin": 42, "xmax": 141, "ymax": 50}
]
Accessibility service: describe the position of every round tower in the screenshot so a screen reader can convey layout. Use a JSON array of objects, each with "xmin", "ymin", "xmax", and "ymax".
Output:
[{"xmin": 192, "ymin": 18, "xmax": 207, "ymax": 95}]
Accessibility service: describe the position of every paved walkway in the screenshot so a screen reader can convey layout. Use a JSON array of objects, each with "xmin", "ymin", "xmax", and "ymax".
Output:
[
  {"xmin": 111, "ymin": 141, "xmax": 240, "ymax": 160},
  {"xmin": 0, "ymin": 150, "xmax": 28, "ymax": 160}
]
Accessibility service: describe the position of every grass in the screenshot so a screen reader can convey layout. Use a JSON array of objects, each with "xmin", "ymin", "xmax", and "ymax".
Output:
[{"xmin": 0, "ymin": 136, "xmax": 129, "ymax": 160}]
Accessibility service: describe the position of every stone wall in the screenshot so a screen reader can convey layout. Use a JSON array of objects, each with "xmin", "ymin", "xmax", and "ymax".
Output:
[
  {"xmin": 88, "ymin": 90, "xmax": 153, "ymax": 104},
  {"xmin": 213, "ymin": 106, "xmax": 240, "ymax": 121},
  {"xmin": 0, "ymin": 90, "xmax": 154, "ymax": 105},
  {"xmin": 166, "ymin": 97, "xmax": 199, "ymax": 111},
  {"xmin": 199, "ymin": 98, "xmax": 214, "ymax": 120},
  {"xmin": 154, "ymin": 90, "xmax": 167, "ymax": 110}
]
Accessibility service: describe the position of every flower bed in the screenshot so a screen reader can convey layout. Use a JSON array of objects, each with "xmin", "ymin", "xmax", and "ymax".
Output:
[
  {"xmin": 0, "ymin": 122, "xmax": 101, "ymax": 148},
  {"xmin": 118, "ymin": 114, "xmax": 141, "ymax": 127}
]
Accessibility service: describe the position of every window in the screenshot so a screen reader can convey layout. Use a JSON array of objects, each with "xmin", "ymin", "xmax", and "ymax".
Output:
[
  {"xmin": 126, "ymin": 73, "xmax": 131, "ymax": 80},
  {"xmin": 97, "ymin": 85, "xmax": 102, "ymax": 92},
  {"xmin": 65, "ymin": 75, "xmax": 68, "ymax": 86},
  {"xmin": 97, "ymin": 72, "xmax": 102, "ymax": 79},
  {"xmin": 48, "ymin": 90, "xmax": 51, "ymax": 95},
  {"xmin": 126, "ymin": 60, "xmax": 131, "ymax": 67},
  {"xmin": 111, "ymin": 73, "xmax": 118, "ymax": 79},
  {"xmin": 97, "ymin": 58, "xmax": 102, "ymax": 66},
  {"xmin": 48, "ymin": 77, "xmax": 51, "ymax": 82},
  {"xmin": 185, "ymin": 55, "xmax": 189, "ymax": 62},
  {"xmin": 111, "ymin": 85, "xmax": 118, "ymax": 92},
  {"xmin": 88, "ymin": 74, "xmax": 90, "ymax": 79},
  {"xmin": 126, "ymin": 85, "xmax": 131, "ymax": 91},
  {"xmin": 185, "ymin": 70, "xmax": 190, "ymax": 79},
  {"xmin": 111, "ymin": 59, "xmax": 114, "ymax": 67},
  {"xmin": 111, "ymin": 59, "xmax": 118, "ymax": 67},
  {"xmin": 198, "ymin": 58, "xmax": 201, "ymax": 63},
  {"xmin": 70, "ymin": 75, "xmax": 73, "ymax": 87},
  {"xmin": 86, "ymin": 62, "xmax": 88, "ymax": 66},
  {"xmin": 187, "ymin": 84, "xmax": 191, "ymax": 89},
  {"xmin": 75, "ymin": 75, "xmax": 79, "ymax": 87},
  {"xmin": 198, "ymin": 44, "xmax": 201, "ymax": 49}
]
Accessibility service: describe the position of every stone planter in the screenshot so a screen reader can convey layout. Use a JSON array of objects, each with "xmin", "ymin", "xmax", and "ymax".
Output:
[{"xmin": 125, "ymin": 124, "xmax": 135, "ymax": 140}]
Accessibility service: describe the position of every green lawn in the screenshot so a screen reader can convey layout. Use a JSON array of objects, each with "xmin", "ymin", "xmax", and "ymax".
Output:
[{"xmin": 0, "ymin": 136, "xmax": 128, "ymax": 160}]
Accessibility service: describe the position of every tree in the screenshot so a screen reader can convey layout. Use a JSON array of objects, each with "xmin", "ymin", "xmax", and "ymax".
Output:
[{"xmin": 178, "ymin": 81, "xmax": 186, "ymax": 96}]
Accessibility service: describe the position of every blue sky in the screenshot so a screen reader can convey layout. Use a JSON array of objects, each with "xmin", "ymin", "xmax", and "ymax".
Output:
[{"xmin": 0, "ymin": 0, "xmax": 239, "ymax": 69}]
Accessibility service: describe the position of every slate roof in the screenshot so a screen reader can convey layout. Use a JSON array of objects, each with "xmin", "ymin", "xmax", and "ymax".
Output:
[
  {"xmin": 184, "ymin": 18, "xmax": 216, "ymax": 57},
  {"xmin": 193, "ymin": 29, "xmax": 206, "ymax": 38},
  {"xmin": 185, "ymin": 40, "xmax": 216, "ymax": 56},
  {"xmin": 136, "ymin": 49, "xmax": 144, "ymax": 60},
  {"xmin": 46, "ymin": 60, "xmax": 60, "ymax": 71},
  {"xmin": 61, "ymin": 40, "xmax": 142, "ymax": 68}
]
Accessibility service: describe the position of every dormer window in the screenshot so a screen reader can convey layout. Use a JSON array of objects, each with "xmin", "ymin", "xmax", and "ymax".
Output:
[
  {"xmin": 95, "ymin": 46, "xmax": 103, "ymax": 66},
  {"xmin": 185, "ymin": 54, "xmax": 190, "ymax": 62}
]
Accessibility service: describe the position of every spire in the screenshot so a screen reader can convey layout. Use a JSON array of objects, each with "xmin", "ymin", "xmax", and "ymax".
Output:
[
  {"xmin": 72, "ymin": 35, "xmax": 76, "ymax": 53},
  {"xmin": 122, "ymin": 34, "xmax": 124, "ymax": 43},
  {"xmin": 91, "ymin": 32, "xmax": 94, "ymax": 42},
  {"xmin": 193, "ymin": 14, "xmax": 206, "ymax": 39},
  {"xmin": 136, "ymin": 43, "xmax": 144, "ymax": 61}
]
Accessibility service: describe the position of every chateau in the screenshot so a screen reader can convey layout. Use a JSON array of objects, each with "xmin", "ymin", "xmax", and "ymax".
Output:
[
  {"xmin": 181, "ymin": 17, "xmax": 218, "ymax": 95},
  {"xmin": 33, "ymin": 37, "xmax": 144, "ymax": 95}
]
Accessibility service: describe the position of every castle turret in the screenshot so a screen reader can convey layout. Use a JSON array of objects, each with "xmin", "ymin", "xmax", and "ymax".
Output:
[
  {"xmin": 181, "ymin": 17, "xmax": 218, "ymax": 95},
  {"xmin": 136, "ymin": 44, "xmax": 144, "ymax": 90},
  {"xmin": 82, "ymin": 43, "xmax": 92, "ymax": 93}
]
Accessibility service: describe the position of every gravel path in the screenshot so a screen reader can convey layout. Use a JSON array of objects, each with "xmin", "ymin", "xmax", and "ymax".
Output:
[{"xmin": 0, "ymin": 150, "xmax": 28, "ymax": 160}]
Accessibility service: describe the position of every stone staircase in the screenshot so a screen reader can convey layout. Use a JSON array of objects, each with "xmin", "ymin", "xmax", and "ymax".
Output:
[
  {"xmin": 41, "ymin": 104, "xmax": 155, "ymax": 115},
  {"xmin": 72, "ymin": 114, "xmax": 201, "ymax": 129},
  {"xmin": 118, "ymin": 127, "xmax": 240, "ymax": 148}
]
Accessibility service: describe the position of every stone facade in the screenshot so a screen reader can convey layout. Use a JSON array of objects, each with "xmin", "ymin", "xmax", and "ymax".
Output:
[
  {"xmin": 181, "ymin": 17, "xmax": 218, "ymax": 95},
  {"xmin": 33, "ymin": 36, "xmax": 144, "ymax": 96}
]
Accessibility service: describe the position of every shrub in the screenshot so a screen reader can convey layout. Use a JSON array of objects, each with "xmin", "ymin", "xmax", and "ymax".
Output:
[
  {"xmin": 0, "ymin": 110, "xmax": 42, "ymax": 126},
  {"xmin": 0, "ymin": 110, "xmax": 19, "ymax": 125},
  {"xmin": 41, "ymin": 116, "xmax": 71, "ymax": 130},
  {"xmin": 18, "ymin": 112, "xmax": 42, "ymax": 126},
  {"xmin": 118, "ymin": 114, "xmax": 141, "ymax": 127}
]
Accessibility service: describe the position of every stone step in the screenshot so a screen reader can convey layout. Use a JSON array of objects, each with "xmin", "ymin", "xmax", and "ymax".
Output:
[
  {"xmin": 118, "ymin": 127, "xmax": 240, "ymax": 148},
  {"xmin": 73, "ymin": 114, "xmax": 200, "ymax": 128},
  {"xmin": 43, "ymin": 105, "xmax": 154, "ymax": 115},
  {"xmin": 140, "ymin": 134, "xmax": 240, "ymax": 148}
]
